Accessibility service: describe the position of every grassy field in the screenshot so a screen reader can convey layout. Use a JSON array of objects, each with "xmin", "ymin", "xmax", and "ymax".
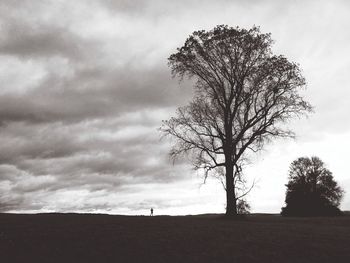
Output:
[{"xmin": 0, "ymin": 213, "xmax": 349, "ymax": 263}]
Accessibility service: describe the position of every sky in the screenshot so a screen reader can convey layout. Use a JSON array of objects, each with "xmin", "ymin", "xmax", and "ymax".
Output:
[{"xmin": 0, "ymin": 0, "xmax": 349, "ymax": 215}]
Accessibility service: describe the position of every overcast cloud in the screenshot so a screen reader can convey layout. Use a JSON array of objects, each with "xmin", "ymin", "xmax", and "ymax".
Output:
[{"xmin": 0, "ymin": 0, "xmax": 349, "ymax": 215}]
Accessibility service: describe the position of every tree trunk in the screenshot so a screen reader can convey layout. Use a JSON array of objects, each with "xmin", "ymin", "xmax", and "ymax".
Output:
[{"xmin": 225, "ymin": 162, "xmax": 237, "ymax": 216}]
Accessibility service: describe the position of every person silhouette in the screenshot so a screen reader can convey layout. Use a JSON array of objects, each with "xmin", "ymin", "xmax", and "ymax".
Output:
[{"xmin": 150, "ymin": 208, "xmax": 153, "ymax": 216}]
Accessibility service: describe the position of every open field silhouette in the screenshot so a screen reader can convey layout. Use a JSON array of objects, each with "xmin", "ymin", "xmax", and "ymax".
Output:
[{"xmin": 1, "ymin": 213, "xmax": 349, "ymax": 263}]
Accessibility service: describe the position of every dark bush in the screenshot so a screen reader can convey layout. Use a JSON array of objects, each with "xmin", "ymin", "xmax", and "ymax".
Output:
[{"xmin": 281, "ymin": 156, "xmax": 344, "ymax": 216}]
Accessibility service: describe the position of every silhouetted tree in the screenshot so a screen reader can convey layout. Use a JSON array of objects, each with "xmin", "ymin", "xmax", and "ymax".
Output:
[
  {"xmin": 281, "ymin": 156, "xmax": 344, "ymax": 216},
  {"xmin": 161, "ymin": 25, "xmax": 312, "ymax": 216}
]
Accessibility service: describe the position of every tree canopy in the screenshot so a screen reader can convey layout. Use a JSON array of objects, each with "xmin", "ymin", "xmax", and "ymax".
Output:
[
  {"xmin": 161, "ymin": 25, "xmax": 312, "ymax": 216},
  {"xmin": 281, "ymin": 156, "xmax": 344, "ymax": 216}
]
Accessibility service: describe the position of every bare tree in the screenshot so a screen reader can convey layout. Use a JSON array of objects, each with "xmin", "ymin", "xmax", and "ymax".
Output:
[{"xmin": 161, "ymin": 25, "xmax": 312, "ymax": 216}]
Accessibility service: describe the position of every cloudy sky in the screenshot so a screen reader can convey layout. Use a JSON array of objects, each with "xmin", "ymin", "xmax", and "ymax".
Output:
[{"xmin": 0, "ymin": 0, "xmax": 349, "ymax": 215}]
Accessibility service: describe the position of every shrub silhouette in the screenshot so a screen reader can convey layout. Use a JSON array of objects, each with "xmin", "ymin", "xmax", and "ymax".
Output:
[
  {"xmin": 281, "ymin": 156, "xmax": 344, "ymax": 216},
  {"xmin": 237, "ymin": 199, "xmax": 250, "ymax": 214}
]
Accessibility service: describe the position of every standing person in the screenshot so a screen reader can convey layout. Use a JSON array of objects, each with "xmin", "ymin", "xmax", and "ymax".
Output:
[{"xmin": 150, "ymin": 208, "xmax": 153, "ymax": 216}]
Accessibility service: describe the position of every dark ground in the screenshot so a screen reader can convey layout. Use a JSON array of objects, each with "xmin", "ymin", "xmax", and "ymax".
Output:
[{"xmin": 1, "ymin": 213, "xmax": 350, "ymax": 263}]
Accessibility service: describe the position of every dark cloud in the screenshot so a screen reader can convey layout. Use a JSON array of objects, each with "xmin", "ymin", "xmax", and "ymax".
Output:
[
  {"xmin": 0, "ymin": 110, "xmax": 190, "ymax": 212},
  {"xmin": 0, "ymin": 24, "xmax": 84, "ymax": 59},
  {"xmin": 0, "ymin": 62, "xmax": 191, "ymax": 125}
]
